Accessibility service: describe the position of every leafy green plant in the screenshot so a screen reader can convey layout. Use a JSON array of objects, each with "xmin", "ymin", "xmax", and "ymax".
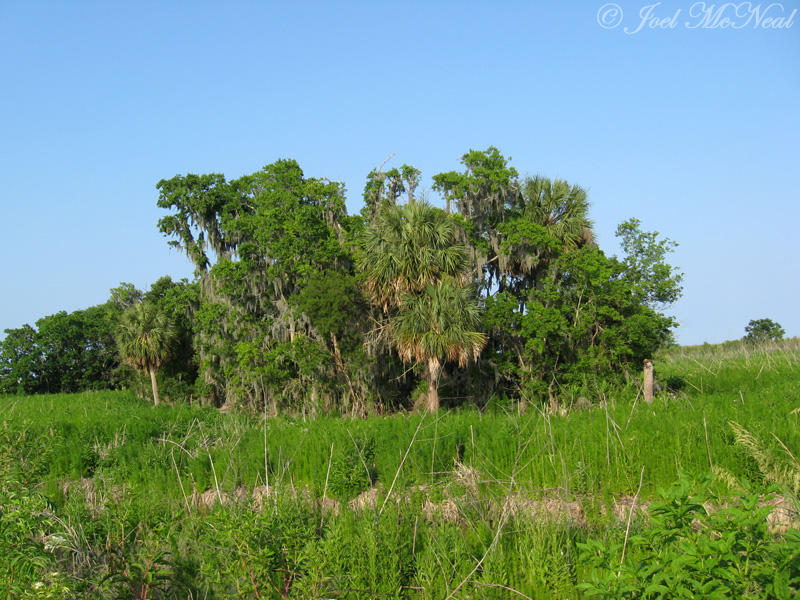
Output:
[
  {"xmin": 0, "ymin": 460, "xmax": 71, "ymax": 599},
  {"xmin": 578, "ymin": 475, "xmax": 800, "ymax": 599},
  {"xmin": 104, "ymin": 531, "xmax": 173, "ymax": 600},
  {"xmin": 194, "ymin": 497, "xmax": 319, "ymax": 598},
  {"xmin": 328, "ymin": 434, "xmax": 377, "ymax": 501}
]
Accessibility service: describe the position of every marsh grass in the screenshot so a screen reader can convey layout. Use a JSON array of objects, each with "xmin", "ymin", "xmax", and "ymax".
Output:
[
  {"xmin": 1, "ymin": 339, "xmax": 799, "ymax": 598},
  {"xmin": 5, "ymin": 386, "xmax": 798, "ymax": 508}
]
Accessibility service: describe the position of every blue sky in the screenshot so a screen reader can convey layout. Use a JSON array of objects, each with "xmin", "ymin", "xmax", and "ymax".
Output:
[{"xmin": 1, "ymin": 1, "xmax": 798, "ymax": 345}]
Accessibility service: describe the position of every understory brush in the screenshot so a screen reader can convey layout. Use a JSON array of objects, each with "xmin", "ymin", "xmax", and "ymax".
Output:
[{"xmin": 3, "ymin": 467, "xmax": 798, "ymax": 599}]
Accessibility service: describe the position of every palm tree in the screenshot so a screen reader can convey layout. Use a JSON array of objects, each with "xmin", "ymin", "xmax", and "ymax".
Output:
[
  {"xmin": 116, "ymin": 303, "xmax": 176, "ymax": 406},
  {"xmin": 359, "ymin": 201, "xmax": 486, "ymax": 411},
  {"xmin": 520, "ymin": 176, "xmax": 593, "ymax": 249},
  {"xmin": 359, "ymin": 201, "xmax": 467, "ymax": 313},
  {"xmin": 506, "ymin": 176, "xmax": 594, "ymax": 290},
  {"xmin": 392, "ymin": 278, "xmax": 486, "ymax": 412}
]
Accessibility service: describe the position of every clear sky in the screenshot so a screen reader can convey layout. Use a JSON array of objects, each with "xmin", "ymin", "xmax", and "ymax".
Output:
[{"xmin": 1, "ymin": 1, "xmax": 798, "ymax": 345}]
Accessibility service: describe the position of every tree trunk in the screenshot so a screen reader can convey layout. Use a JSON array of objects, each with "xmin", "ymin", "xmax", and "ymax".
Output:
[
  {"xmin": 426, "ymin": 357, "xmax": 442, "ymax": 413},
  {"xmin": 149, "ymin": 366, "xmax": 160, "ymax": 406},
  {"xmin": 331, "ymin": 332, "xmax": 358, "ymax": 409},
  {"xmin": 643, "ymin": 359, "xmax": 654, "ymax": 404}
]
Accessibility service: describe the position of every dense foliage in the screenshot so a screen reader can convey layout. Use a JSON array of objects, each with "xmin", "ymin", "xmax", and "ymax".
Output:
[
  {"xmin": 0, "ymin": 305, "xmax": 119, "ymax": 395},
  {"xmin": 745, "ymin": 318, "xmax": 786, "ymax": 343},
  {"xmin": 1, "ymin": 148, "xmax": 683, "ymax": 412},
  {"xmin": 0, "ymin": 277, "xmax": 197, "ymax": 399},
  {"xmin": 579, "ymin": 476, "xmax": 800, "ymax": 599}
]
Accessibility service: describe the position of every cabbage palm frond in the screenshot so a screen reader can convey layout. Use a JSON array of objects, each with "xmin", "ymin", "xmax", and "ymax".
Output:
[
  {"xmin": 359, "ymin": 201, "xmax": 468, "ymax": 312},
  {"xmin": 521, "ymin": 176, "xmax": 594, "ymax": 250}
]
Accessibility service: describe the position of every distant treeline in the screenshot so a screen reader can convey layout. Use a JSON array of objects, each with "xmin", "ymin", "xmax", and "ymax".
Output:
[
  {"xmin": 0, "ymin": 277, "xmax": 197, "ymax": 399},
  {"xmin": 1, "ymin": 147, "xmax": 682, "ymax": 412}
]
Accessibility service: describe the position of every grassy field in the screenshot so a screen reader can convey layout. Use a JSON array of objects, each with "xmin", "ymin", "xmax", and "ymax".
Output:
[{"xmin": 2, "ymin": 339, "xmax": 799, "ymax": 598}]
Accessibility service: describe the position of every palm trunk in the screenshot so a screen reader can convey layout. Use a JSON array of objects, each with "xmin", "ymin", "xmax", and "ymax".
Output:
[
  {"xmin": 426, "ymin": 357, "xmax": 442, "ymax": 413},
  {"xmin": 149, "ymin": 366, "xmax": 160, "ymax": 406}
]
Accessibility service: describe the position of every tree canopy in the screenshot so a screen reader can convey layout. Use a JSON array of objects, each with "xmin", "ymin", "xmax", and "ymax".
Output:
[
  {"xmin": 1, "ymin": 148, "xmax": 685, "ymax": 413},
  {"xmin": 744, "ymin": 318, "xmax": 785, "ymax": 343}
]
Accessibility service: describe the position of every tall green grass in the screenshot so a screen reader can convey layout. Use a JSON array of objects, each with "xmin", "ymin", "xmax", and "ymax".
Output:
[
  {"xmin": 2, "ymin": 340, "xmax": 799, "ymax": 509},
  {"xmin": 2, "ymin": 339, "xmax": 799, "ymax": 598}
]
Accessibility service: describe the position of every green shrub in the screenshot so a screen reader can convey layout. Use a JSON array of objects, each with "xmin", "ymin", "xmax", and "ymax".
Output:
[
  {"xmin": 578, "ymin": 475, "xmax": 800, "ymax": 599},
  {"xmin": 328, "ymin": 434, "xmax": 377, "ymax": 500},
  {"xmin": 0, "ymin": 467, "xmax": 71, "ymax": 598}
]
